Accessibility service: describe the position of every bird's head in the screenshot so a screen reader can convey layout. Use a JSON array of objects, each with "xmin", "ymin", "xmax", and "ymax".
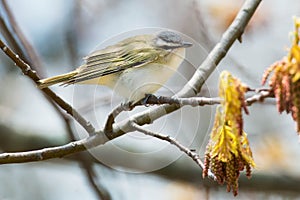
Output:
[{"xmin": 153, "ymin": 31, "xmax": 193, "ymax": 50}]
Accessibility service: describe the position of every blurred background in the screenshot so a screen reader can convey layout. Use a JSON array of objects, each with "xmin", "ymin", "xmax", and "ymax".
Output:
[{"xmin": 1, "ymin": 0, "xmax": 300, "ymax": 199}]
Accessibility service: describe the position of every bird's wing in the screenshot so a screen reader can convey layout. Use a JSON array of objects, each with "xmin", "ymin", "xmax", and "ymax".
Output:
[{"xmin": 64, "ymin": 43, "xmax": 166, "ymax": 84}]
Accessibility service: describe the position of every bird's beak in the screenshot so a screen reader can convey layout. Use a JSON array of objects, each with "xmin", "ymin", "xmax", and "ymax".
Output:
[{"xmin": 181, "ymin": 41, "xmax": 193, "ymax": 48}]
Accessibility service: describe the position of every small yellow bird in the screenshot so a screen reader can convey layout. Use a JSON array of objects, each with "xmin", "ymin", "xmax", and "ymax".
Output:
[{"xmin": 38, "ymin": 31, "xmax": 192, "ymax": 103}]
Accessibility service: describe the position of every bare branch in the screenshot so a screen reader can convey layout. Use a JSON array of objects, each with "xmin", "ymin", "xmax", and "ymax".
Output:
[
  {"xmin": 141, "ymin": 95, "xmax": 221, "ymax": 106},
  {"xmin": 0, "ymin": 39, "xmax": 95, "ymax": 135},
  {"xmin": 0, "ymin": 0, "xmax": 262, "ymax": 164},
  {"xmin": 103, "ymin": 95, "xmax": 220, "ymax": 137},
  {"xmin": 104, "ymin": 102, "xmax": 134, "ymax": 137},
  {"xmin": 179, "ymin": 0, "xmax": 262, "ymax": 98},
  {"xmin": 246, "ymin": 90, "xmax": 274, "ymax": 106},
  {"xmin": 0, "ymin": 88, "xmax": 271, "ymax": 164},
  {"xmin": 142, "ymin": 92, "xmax": 272, "ymax": 107},
  {"xmin": 0, "ymin": 133, "xmax": 109, "ymax": 164},
  {"xmin": 0, "ymin": 1, "xmax": 97, "ymax": 140},
  {"xmin": 129, "ymin": 121, "xmax": 216, "ymax": 180},
  {"xmin": 104, "ymin": 88, "xmax": 272, "ymax": 137}
]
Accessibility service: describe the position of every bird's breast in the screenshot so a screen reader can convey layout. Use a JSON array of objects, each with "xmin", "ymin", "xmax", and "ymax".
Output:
[{"xmin": 113, "ymin": 48, "xmax": 186, "ymax": 102}]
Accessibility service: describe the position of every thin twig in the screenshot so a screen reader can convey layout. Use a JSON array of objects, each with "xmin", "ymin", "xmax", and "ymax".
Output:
[
  {"xmin": 0, "ymin": 39, "xmax": 95, "ymax": 135},
  {"xmin": 0, "ymin": 0, "xmax": 95, "ymax": 137},
  {"xmin": 0, "ymin": 1, "xmax": 94, "ymax": 135},
  {"xmin": 104, "ymin": 102, "xmax": 134, "ymax": 138},
  {"xmin": 130, "ymin": 121, "xmax": 216, "ymax": 180},
  {"xmin": 245, "ymin": 90, "xmax": 274, "ymax": 106},
  {"xmin": 0, "ymin": 1, "xmax": 96, "ymax": 138}
]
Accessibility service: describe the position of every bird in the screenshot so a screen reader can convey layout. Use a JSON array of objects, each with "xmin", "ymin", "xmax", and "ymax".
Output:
[{"xmin": 38, "ymin": 30, "xmax": 192, "ymax": 103}]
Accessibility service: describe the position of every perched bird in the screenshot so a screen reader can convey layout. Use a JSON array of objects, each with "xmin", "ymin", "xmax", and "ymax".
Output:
[{"xmin": 38, "ymin": 31, "xmax": 192, "ymax": 103}]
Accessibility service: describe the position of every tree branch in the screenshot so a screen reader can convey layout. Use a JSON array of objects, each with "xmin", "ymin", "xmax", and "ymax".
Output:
[
  {"xmin": 129, "ymin": 121, "xmax": 216, "ymax": 180},
  {"xmin": 245, "ymin": 90, "xmax": 274, "ymax": 106},
  {"xmin": 0, "ymin": 133, "xmax": 109, "ymax": 164},
  {"xmin": 0, "ymin": 39, "xmax": 95, "ymax": 135},
  {"xmin": 0, "ymin": 88, "xmax": 271, "ymax": 164},
  {"xmin": 104, "ymin": 102, "xmax": 134, "ymax": 138},
  {"xmin": 0, "ymin": 1, "xmax": 96, "ymax": 141},
  {"xmin": 0, "ymin": 0, "xmax": 262, "ymax": 164}
]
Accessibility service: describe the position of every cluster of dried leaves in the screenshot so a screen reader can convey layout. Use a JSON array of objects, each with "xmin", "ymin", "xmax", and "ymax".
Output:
[
  {"xmin": 203, "ymin": 71, "xmax": 255, "ymax": 196},
  {"xmin": 262, "ymin": 17, "xmax": 300, "ymax": 133}
]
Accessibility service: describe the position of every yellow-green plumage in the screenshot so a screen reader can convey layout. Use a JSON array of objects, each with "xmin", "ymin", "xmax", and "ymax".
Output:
[{"xmin": 38, "ymin": 31, "xmax": 192, "ymax": 102}]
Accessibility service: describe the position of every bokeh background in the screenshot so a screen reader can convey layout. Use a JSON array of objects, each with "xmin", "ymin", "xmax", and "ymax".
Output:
[{"xmin": 1, "ymin": 0, "xmax": 300, "ymax": 199}]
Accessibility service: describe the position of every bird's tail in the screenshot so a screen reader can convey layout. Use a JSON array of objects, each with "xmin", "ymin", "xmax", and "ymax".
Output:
[{"xmin": 37, "ymin": 70, "xmax": 78, "ymax": 89}]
